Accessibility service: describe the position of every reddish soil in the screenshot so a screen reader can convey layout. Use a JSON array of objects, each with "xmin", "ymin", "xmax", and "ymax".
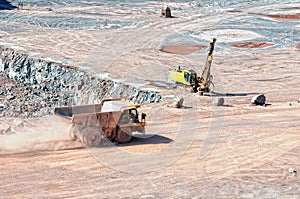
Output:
[
  {"xmin": 296, "ymin": 43, "xmax": 300, "ymax": 49},
  {"xmin": 0, "ymin": 76, "xmax": 16, "ymax": 84},
  {"xmin": 161, "ymin": 44, "xmax": 206, "ymax": 55},
  {"xmin": 281, "ymin": 7, "xmax": 300, "ymax": 10},
  {"xmin": 232, "ymin": 42, "xmax": 274, "ymax": 48},
  {"xmin": 228, "ymin": 10, "xmax": 243, "ymax": 13},
  {"xmin": 261, "ymin": 13, "xmax": 300, "ymax": 22}
]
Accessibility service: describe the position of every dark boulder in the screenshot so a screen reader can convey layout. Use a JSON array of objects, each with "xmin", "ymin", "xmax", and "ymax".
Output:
[
  {"xmin": 251, "ymin": 94, "xmax": 266, "ymax": 106},
  {"xmin": 0, "ymin": 0, "xmax": 17, "ymax": 10}
]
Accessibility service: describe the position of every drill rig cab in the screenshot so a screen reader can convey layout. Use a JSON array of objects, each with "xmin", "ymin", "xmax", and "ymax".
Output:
[{"xmin": 168, "ymin": 67, "xmax": 197, "ymax": 86}]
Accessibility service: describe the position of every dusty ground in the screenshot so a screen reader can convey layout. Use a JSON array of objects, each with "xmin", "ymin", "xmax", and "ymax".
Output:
[{"xmin": 0, "ymin": 1, "xmax": 300, "ymax": 198}]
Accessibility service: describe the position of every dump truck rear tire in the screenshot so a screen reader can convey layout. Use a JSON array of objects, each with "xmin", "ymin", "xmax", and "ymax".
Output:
[
  {"xmin": 117, "ymin": 127, "xmax": 132, "ymax": 144},
  {"xmin": 68, "ymin": 124, "xmax": 78, "ymax": 141},
  {"xmin": 82, "ymin": 127, "xmax": 102, "ymax": 147}
]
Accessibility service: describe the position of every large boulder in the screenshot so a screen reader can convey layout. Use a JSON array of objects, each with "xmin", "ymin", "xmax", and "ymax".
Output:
[
  {"xmin": 161, "ymin": 7, "xmax": 172, "ymax": 18},
  {"xmin": 251, "ymin": 94, "xmax": 266, "ymax": 105},
  {"xmin": 288, "ymin": 168, "xmax": 297, "ymax": 176},
  {"xmin": 173, "ymin": 97, "xmax": 184, "ymax": 108},
  {"xmin": 0, "ymin": 121, "xmax": 11, "ymax": 135},
  {"xmin": 212, "ymin": 97, "xmax": 224, "ymax": 106}
]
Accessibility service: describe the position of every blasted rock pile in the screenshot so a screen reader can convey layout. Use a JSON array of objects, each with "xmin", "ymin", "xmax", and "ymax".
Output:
[{"xmin": 0, "ymin": 46, "xmax": 161, "ymax": 117}]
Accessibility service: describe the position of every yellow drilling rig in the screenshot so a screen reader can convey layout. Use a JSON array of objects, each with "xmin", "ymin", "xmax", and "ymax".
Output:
[{"xmin": 168, "ymin": 38, "xmax": 217, "ymax": 95}]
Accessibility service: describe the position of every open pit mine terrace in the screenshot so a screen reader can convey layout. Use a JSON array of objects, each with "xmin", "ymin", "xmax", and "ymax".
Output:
[{"xmin": 0, "ymin": 46, "xmax": 162, "ymax": 118}]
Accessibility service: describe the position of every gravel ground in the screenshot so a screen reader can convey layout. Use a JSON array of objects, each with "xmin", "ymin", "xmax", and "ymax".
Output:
[{"xmin": 0, "ymin": 0, "xmax": 300, "ymax": 198}]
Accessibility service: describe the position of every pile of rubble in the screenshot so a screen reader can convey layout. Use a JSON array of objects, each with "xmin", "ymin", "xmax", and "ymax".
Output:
[{"xmin": 0, "ymin": 46, "xmax": 161, "ymax": 118}]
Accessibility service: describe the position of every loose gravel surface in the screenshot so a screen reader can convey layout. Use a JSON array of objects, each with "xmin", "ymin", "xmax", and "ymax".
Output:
[{"xmin": 0, "ymin": 0, "xmax": 300, "ymax": 198}]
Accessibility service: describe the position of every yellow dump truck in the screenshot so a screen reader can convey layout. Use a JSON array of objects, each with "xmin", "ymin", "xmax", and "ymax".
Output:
[{"xmin": 54, "ymin": 99, "xmax": 146, "ymax": 146}]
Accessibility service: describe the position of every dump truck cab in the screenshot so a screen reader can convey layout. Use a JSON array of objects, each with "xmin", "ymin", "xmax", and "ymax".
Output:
[{"xmin": 119, "ymin": 107, "xmax": 144, "ymax": 124}]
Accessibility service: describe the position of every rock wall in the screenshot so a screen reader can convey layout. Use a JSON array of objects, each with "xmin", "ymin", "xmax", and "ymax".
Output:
[{"xmin": 0, "ymin": 46, "xmax": 161, "ymax": 117}]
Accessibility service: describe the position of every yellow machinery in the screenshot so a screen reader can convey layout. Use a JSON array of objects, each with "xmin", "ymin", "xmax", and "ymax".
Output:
[
  {"xmin": 168, "ymin": 38, "xmax": 217, "ymax": 95},
  {"xmin": 54, "ymin": 99, "xmax": 146, "ymax": 146},
  {"xmin": 168, "ymin": 68, "xmax": 197, "ymax": 86}
]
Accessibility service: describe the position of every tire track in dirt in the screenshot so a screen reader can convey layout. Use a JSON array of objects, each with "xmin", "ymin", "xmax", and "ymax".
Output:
[{"xmin": 199, "ymin": 114, "xmax": 300, "ymax": 188}]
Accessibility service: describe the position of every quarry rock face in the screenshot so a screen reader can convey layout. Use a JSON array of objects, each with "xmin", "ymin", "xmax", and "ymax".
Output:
[
  {"xmin": 251, "ymin": 94, "xmax": 266, "ymax": 106},
  {"xmin": 0, "ymin": 46, "xmax": 161, "ymax": 117}
]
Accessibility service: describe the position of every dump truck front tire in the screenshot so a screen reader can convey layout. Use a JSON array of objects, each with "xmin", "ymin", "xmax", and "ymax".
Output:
[{"xmin": 117, "ymin": 127, "xmax": 132, "ymax": 144}]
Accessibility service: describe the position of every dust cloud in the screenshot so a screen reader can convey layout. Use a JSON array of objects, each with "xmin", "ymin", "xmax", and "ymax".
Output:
[{"xmin": 0, "ymin": 117, "xmax": 80, "ymax": 154}]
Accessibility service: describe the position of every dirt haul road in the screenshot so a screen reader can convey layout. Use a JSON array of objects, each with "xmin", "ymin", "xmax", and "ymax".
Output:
[
  {"xmin": 1, "ymin": 94, "xmax": 300, "ymax": 198},
  {"xmin": 1, "ymin": 0, "xmax": 300, "ymax": 198}
]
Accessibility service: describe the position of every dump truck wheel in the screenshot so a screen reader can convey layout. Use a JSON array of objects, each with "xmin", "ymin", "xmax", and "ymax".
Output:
[
  {"xmin": 68, "ymin": 124, "xmax": 78, "ymax": 141},
  {"xmin": 82, "ymin": 127, "xmax": 102, "ymax": 147},
  {"xmin": 117, "ymin": 128, "xmax": 132, "ymax": 144}
]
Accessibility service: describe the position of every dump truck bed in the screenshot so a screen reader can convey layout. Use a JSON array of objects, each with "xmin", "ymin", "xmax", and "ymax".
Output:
[
  {"xmin": 54, "ymin": 104, "xmax": 102, "ymax": 120},
  {"xmin": 54, "ymin": 100, "xmax": 134, "ymax": 121}
]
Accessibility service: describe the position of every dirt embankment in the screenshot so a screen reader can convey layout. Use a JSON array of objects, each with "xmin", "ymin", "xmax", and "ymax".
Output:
[{"xmin": 0, "ymin": 46, "xmax": 161, "ymax": 118}]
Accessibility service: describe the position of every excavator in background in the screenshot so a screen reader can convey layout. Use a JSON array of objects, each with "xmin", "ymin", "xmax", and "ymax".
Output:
[{"xmin": 168, "ymin": 38, "xmax": 217, "ymax": 95}]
